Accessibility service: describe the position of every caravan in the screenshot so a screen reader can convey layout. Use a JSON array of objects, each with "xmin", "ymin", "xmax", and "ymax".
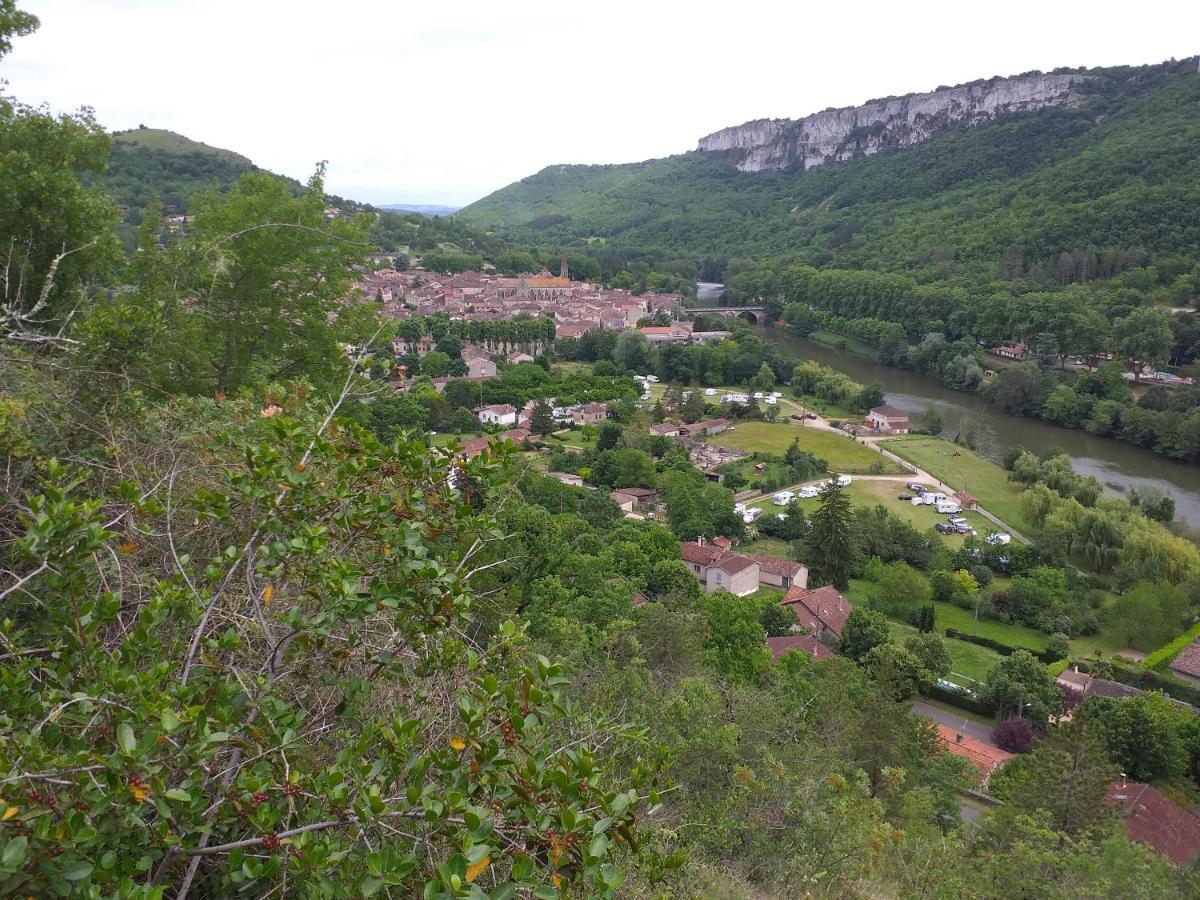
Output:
[
  {"xmin": 773, "ymin": 491, "xmax": 795, "ymax": 506},
  {"xmin": 743, "ymin": 507, "xmax": 763, "ymax": 524},
  {"xmin": 935, "ymin": 500, "xmax": 962, "ymax": 514},
  {"xmin": 835, "ymin": 474, "xmax": 852, "ymax": 487},
  {"xmin": 798, "ymin": 484, "xmax": 821, "ymax": 499}
]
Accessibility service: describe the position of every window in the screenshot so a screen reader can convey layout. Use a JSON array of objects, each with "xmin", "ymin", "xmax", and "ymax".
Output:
[{"xmin": 781, "ymin": 576, "xmax": 790, "ymax": 589}]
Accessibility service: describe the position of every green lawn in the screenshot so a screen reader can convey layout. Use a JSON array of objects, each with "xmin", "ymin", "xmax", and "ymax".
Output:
[
  {"xmin": 737, "ymin": 536, "xmax": 792, "ymax": 558},
  {"xmin": 886, "ymin": 617, "xmax": 1001, "ymax": 685},
  {"xmin": 931, "ymin": 600, "xmax": 1049, "ymax": 651},
  {"xmin": 745, "ymin": 478, "xmax": 994, "ymax": 549},
  {"xmin": 553, "ymin": 429, "xmax": 597, "ymax": 451},
  {"xmin": 789, "ymin": 392, "xmax": 860, "ymax": 420},
  {"xmin": 711, "ymin": 422, "xmax": 903, "ymax": 474},
  {"xmin": 881, "ymin": 436, "xmax": 1029, "ymax": 533}
]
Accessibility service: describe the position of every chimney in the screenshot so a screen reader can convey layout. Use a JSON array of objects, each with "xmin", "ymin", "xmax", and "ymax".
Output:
[
  {"xmin": 955, "ymin": 732, "xmax": 964, "ymax": 744},
  {"xmin": 697, "ymin": 535, "xmax": 705, "ymax": 547}
]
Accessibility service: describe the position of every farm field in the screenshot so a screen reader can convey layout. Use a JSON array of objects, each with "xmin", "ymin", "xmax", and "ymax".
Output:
[{"xmin": 880, "ymin": 436, "xmax": 1030, "ymax": 533}]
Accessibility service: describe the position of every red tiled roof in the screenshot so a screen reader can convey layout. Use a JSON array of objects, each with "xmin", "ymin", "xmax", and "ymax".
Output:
[
  {"xmin": 767, "ymin": 635, "xmax": 834, "ymax": 661},
  {"xmin": 869, "ymin": 404, "xmax": 909, "ymax": 419},
  {"xmin": 1106, "ymin": 782, "xmax": 1200, "ymax": 866},
  {"xmin": 458, "ymin": 436, "xmax": 492, "ymax": 457},
  {"xmin": 1171, "ymin": 641, "xmax": 1200, "ymax": 678},
  {"xmin": 934, "ymin": 724, "xmax": 1014, "ymax": 784},
  {"xmin": 753, "ymin": 555, "xmax": 806, "ymax": 578},
  {"xmin": 782, "ymin": 585, "xmax": 853, "ymax": 637},
  {"xmin": 679, "ymin": 542, "xmax": 758, "ymax": 576}
]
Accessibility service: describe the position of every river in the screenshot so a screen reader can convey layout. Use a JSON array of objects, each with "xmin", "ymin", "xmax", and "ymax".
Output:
[{"xmin": 764, "ymin": 329, "xmax": 1200, "ymax": 527}]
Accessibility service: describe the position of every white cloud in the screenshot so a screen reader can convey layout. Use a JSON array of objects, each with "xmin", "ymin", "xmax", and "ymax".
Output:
[{"xmin": 4, "ymin": 0, "xmax": 1197, "ymax": 205}]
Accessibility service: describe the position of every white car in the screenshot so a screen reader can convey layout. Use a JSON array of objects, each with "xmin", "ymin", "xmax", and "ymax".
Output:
[
  {"xmin": 773, "ymin": 491, "xmax": 795, "ymax": 506},
  {"xmin": 645, "ymin": 375, "xmax": 659, "ymax": 383}
]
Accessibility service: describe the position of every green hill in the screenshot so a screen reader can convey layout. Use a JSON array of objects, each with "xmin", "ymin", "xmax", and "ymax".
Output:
[
  {"xmin": 111, "ymin": 127, "xmax": 253, "ymax": 166},
  {"xmin": 458, "ymin": 59, "xmax": 1200, "ymax": 285}
]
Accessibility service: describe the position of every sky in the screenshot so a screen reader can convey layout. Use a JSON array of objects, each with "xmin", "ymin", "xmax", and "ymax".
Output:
[{"xmin": 3, "ymin": 1, "xmax": 1197, "ymax": 207}]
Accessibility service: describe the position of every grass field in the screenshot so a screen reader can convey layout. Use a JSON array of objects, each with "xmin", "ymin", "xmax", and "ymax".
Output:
[
  {"xmin": 745, "ymin": 478, "xmax": 994, "ymax": 549},
  {"xmin": 552, "ymin": 429, "xmax": 598, "ymax": 451},
  {"xmin": 881, "ymin": 436, "xmax": 1029, "ymax": 533},
  {"xmin": 711, "ymin": 422, "xmax": 903, "ymax": 474},
  {"xmin": 886, "ymin": 617, "xmax": 1000, "ymax": 685},
  {"xmin": 737, "ymin": 536, "xmax": 792, "ymax": 558}
]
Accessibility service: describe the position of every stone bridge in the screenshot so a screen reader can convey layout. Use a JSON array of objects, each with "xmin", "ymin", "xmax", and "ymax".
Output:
[{"xmin": 684, "ymin": 306, "xmax": 766, "ymax": 324}]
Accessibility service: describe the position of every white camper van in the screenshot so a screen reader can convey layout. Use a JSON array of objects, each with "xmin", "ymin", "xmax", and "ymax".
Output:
[
  {"xmin": 835, "ymin": 474, "xmax": 852, "ymax": 487},
  {"xmin": 935, "ymin": 500, "xmax": 962, "ymax": 514},
  {"xmin": 798, "ymin": 485, "xmax": 821, "ymax": 499},
  {"xmin": 743, "ymin": 507, "xmax": 763, "ymax": 524},
  {"xmin": 773, "ymin": 491, "xmax": 795, "ymax": 506}
]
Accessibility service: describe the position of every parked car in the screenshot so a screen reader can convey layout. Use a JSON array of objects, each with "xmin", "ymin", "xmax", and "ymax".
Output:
[
  {"xmin": 954, "ymin": 523, "xmax": 974, "ymax": 534},
  {"xmin": 935, "ymin": 523, "xmax": 954, "ymax": 534},
  {"xmin": 898, "ymin": 493, "xmax": 913, "ymax": 501},
  {"xmin": 906, "ymin": 482, "xmax": 926, "ymax": 493},
  {"xmin": 802, "ymin": 413, "xmax": 818, "ymax": 420}
]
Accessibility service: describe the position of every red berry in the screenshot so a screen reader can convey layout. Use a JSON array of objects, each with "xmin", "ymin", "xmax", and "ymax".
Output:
[{"xmin": 251, "ymin": 792, "xmax": 268, "ymax": 805}]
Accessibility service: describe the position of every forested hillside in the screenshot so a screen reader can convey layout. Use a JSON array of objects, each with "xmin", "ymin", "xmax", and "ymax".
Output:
[{"xmin": 459, "ymin": 59, "xmax": 1200, "ymax": 286}]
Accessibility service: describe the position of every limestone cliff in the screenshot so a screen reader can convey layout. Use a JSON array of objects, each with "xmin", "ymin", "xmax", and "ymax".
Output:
[{"xmin": 697, "ymin": 73, "xmax": 1088, "ymax": 172}]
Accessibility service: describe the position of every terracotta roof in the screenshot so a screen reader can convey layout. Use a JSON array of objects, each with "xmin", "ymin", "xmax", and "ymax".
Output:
[
  {"xmin": 458, "ymin": 436, "xmax": 492, "ymax": 457},
  {"xmin": 679, "ymin": 542, "xmax": 758, "ymax": 576},
  {"xmin": 650, "ymin": 423, "xmax": 680, "ymax": 435},
  {"xmin": 869, "ymin": 404, "xmax": 910, "ymax": 419},
  {"xmin": 767, "ymin": 635, "xmax": 834, "ymax": 661},
  {"xmin": 1106, "ymin": 782, "xmax": 1200, "ymax": 866},
  {"xmin": 712, "ymin": 536, "xmax": 733, "ymax": 550},
  {"xmin": 1171, "ymin": 641, "xmax": 1200, "ymax": 678},
  {"xmin": 934, "ymin": 723, "xmax": 1014, "ymax": 784},
  {"xmin": 581, "ymin": 402, "xmax": 608, "ymax": 414},
  {"xmin": 479, "ymin": 404, "xmax": 517, "ymax": 415},
  {"xmin": 753, "ymin": 555, "xmax": 806, "ymax": 578},
  {"xmin": 782, "ymin": 585, "xmax": 853, "ymax": 637}
]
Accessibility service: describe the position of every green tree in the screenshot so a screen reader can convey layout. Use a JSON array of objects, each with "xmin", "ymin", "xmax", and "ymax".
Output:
[
  {"xmin": 805, "ymin": 483, "xmax": 853, "ymax": 589},
  {"xmin": 864, "ymin": 642, "xmax": 928, "ymax": 699},
  {"xmin": 929, "ymin": 567, "xmax": 978, "ymax": 609},
  {"xmin": 873, "ymin": 561, "xmax": 931, "ymax": 618},
  {"xmin": 1117, "ymin": 307, "xmax": 1174, "ymax": 380},
  {"xmin": 839, "ymin": 607, "xmax": 891, "ymax": 662},
  {"xmin": 904, "ymin": 632, "xmax": 952, "ymax": 679},
  {"xmin": 0, "ymin": 0, "xmax": 38, "ymax": 59},
  {"xmin": 529, "ymin": 398, "xmax": 554, "ymax": 435},
  {"xmin": 1079, "ymin": 692, "xmax": 1190, "ymax": 781},
  {"xmin": 698, "ymin": 590, "xmax": 770, "ymax": 684},
  {"xmin": 421, "ymin": 350, "xmax": 453, "ymax": 378},
  {"xmin": 978, "ymin": 650, "xmax": 1060, "ymax": 726}
]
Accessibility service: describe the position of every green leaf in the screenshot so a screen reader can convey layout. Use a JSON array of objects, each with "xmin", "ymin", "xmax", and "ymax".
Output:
[
  {"xmin": 165, "ymin": 789, "xmax": 192, "ymax": 802},
  {"xmin": 361, "ymin": 875, "xmax": 384, "ymax": 896},
  {"xmin": 206, "ymin": 731, "xmax": 230, "ymax": 743},
  {"xmin": 161, "ymin": 708, "xmax": 179, "ymax": 732},
  {"xmin": 490, "ymin": 885, "xmax": 516, "ymax": 900},
  {"xmin": 1, "ymin": 836, "xmax": 28, "ymax": 868},
  {"xmin": 117, "ymin": 722, "xmax": 136, "ymax": 754},
  {"xmin": 62, "ymin": 861, "xmax": 94, "ymax": 881}
]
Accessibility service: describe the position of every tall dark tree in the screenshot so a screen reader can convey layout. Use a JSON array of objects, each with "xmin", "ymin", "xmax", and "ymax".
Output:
[
  {"xmin": 530, "ymin": 398, "xmax": 555, "ymax": 436},
  {"xmin": 805, "ymin": 483, "xmax": 853, "ymax": 589}
]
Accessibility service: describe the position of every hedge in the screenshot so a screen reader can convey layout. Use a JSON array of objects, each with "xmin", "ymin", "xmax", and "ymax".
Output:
[
  {"xmin": 945, "ymin": 629, "xmax": 1059, "ymax": 665},
  {"xmin": 1143, "ymin": 622, "xmax": 1200, "ymax": 672},
  {"xmin": 925, "ymin": 682, "xmax": 995, "ymax": 718}
]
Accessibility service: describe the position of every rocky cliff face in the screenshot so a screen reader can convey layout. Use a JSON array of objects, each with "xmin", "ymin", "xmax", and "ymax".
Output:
[{"xmin": 697, "ymin": 73, "xmax": 1088, "ymax": 172}]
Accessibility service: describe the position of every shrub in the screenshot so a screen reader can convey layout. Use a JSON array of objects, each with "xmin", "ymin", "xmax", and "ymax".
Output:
[{"xmin": 993, "ymin": 716, "xmax": 1034, "ymax": 753}]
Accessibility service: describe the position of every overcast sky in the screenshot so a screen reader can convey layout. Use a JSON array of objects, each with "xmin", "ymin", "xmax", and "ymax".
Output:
[{"xmin": 4, "ymin": 1, "xmax": 1197, "ymax": 206}]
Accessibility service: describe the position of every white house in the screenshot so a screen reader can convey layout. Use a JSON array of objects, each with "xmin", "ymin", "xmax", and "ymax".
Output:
[{"xmin": 477, "ymin": 404, "xmax": 518, "ymax": 426}]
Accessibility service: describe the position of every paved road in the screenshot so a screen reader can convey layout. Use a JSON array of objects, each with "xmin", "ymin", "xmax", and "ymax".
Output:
[{"xmin": 911, "ymin": 700, "xmax": 995, "ymax": 744}]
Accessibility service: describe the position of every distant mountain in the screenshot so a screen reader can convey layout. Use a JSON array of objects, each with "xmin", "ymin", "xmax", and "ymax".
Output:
[
  {"xmin": 458, "ymin": 58, "xmax": 1200, "ymax": 283},
  {"xmin": 380, "ymin": 203, "xmax": 461, "ymax": 217}
]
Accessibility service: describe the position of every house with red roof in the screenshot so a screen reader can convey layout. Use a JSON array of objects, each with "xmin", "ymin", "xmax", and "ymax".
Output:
[
  {"xmin": 572, "ymin": 402, "xmax": 608, "ymax": 426},
  {"xmin": 753, "ymin": 555, "xmax": 809, "ymax": 591},
  {"xmin": 1106, "ymin": 780, "xmax": 1200, "ymax": 866},
  {"xmin": 1170, "ymin": 640, "xmax": 1200, "ymax": 685},
  {"xmin": 781, "ymin": 585, "xmax": 853, "ymax": 641},
  {"xmin": 680, "ymin": 539, "xmax": 760, "ymax": 597},
  {"xmin": 767, "ymin": 634, "xmax": 834, "ymax": 662},
  {"xmin": 934, "ymin": 723, "xmax": 1014, "ymax": 786},
  {"xmin": 866, "ymin": 404, "xmax": 911, "ymax": 434}
]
